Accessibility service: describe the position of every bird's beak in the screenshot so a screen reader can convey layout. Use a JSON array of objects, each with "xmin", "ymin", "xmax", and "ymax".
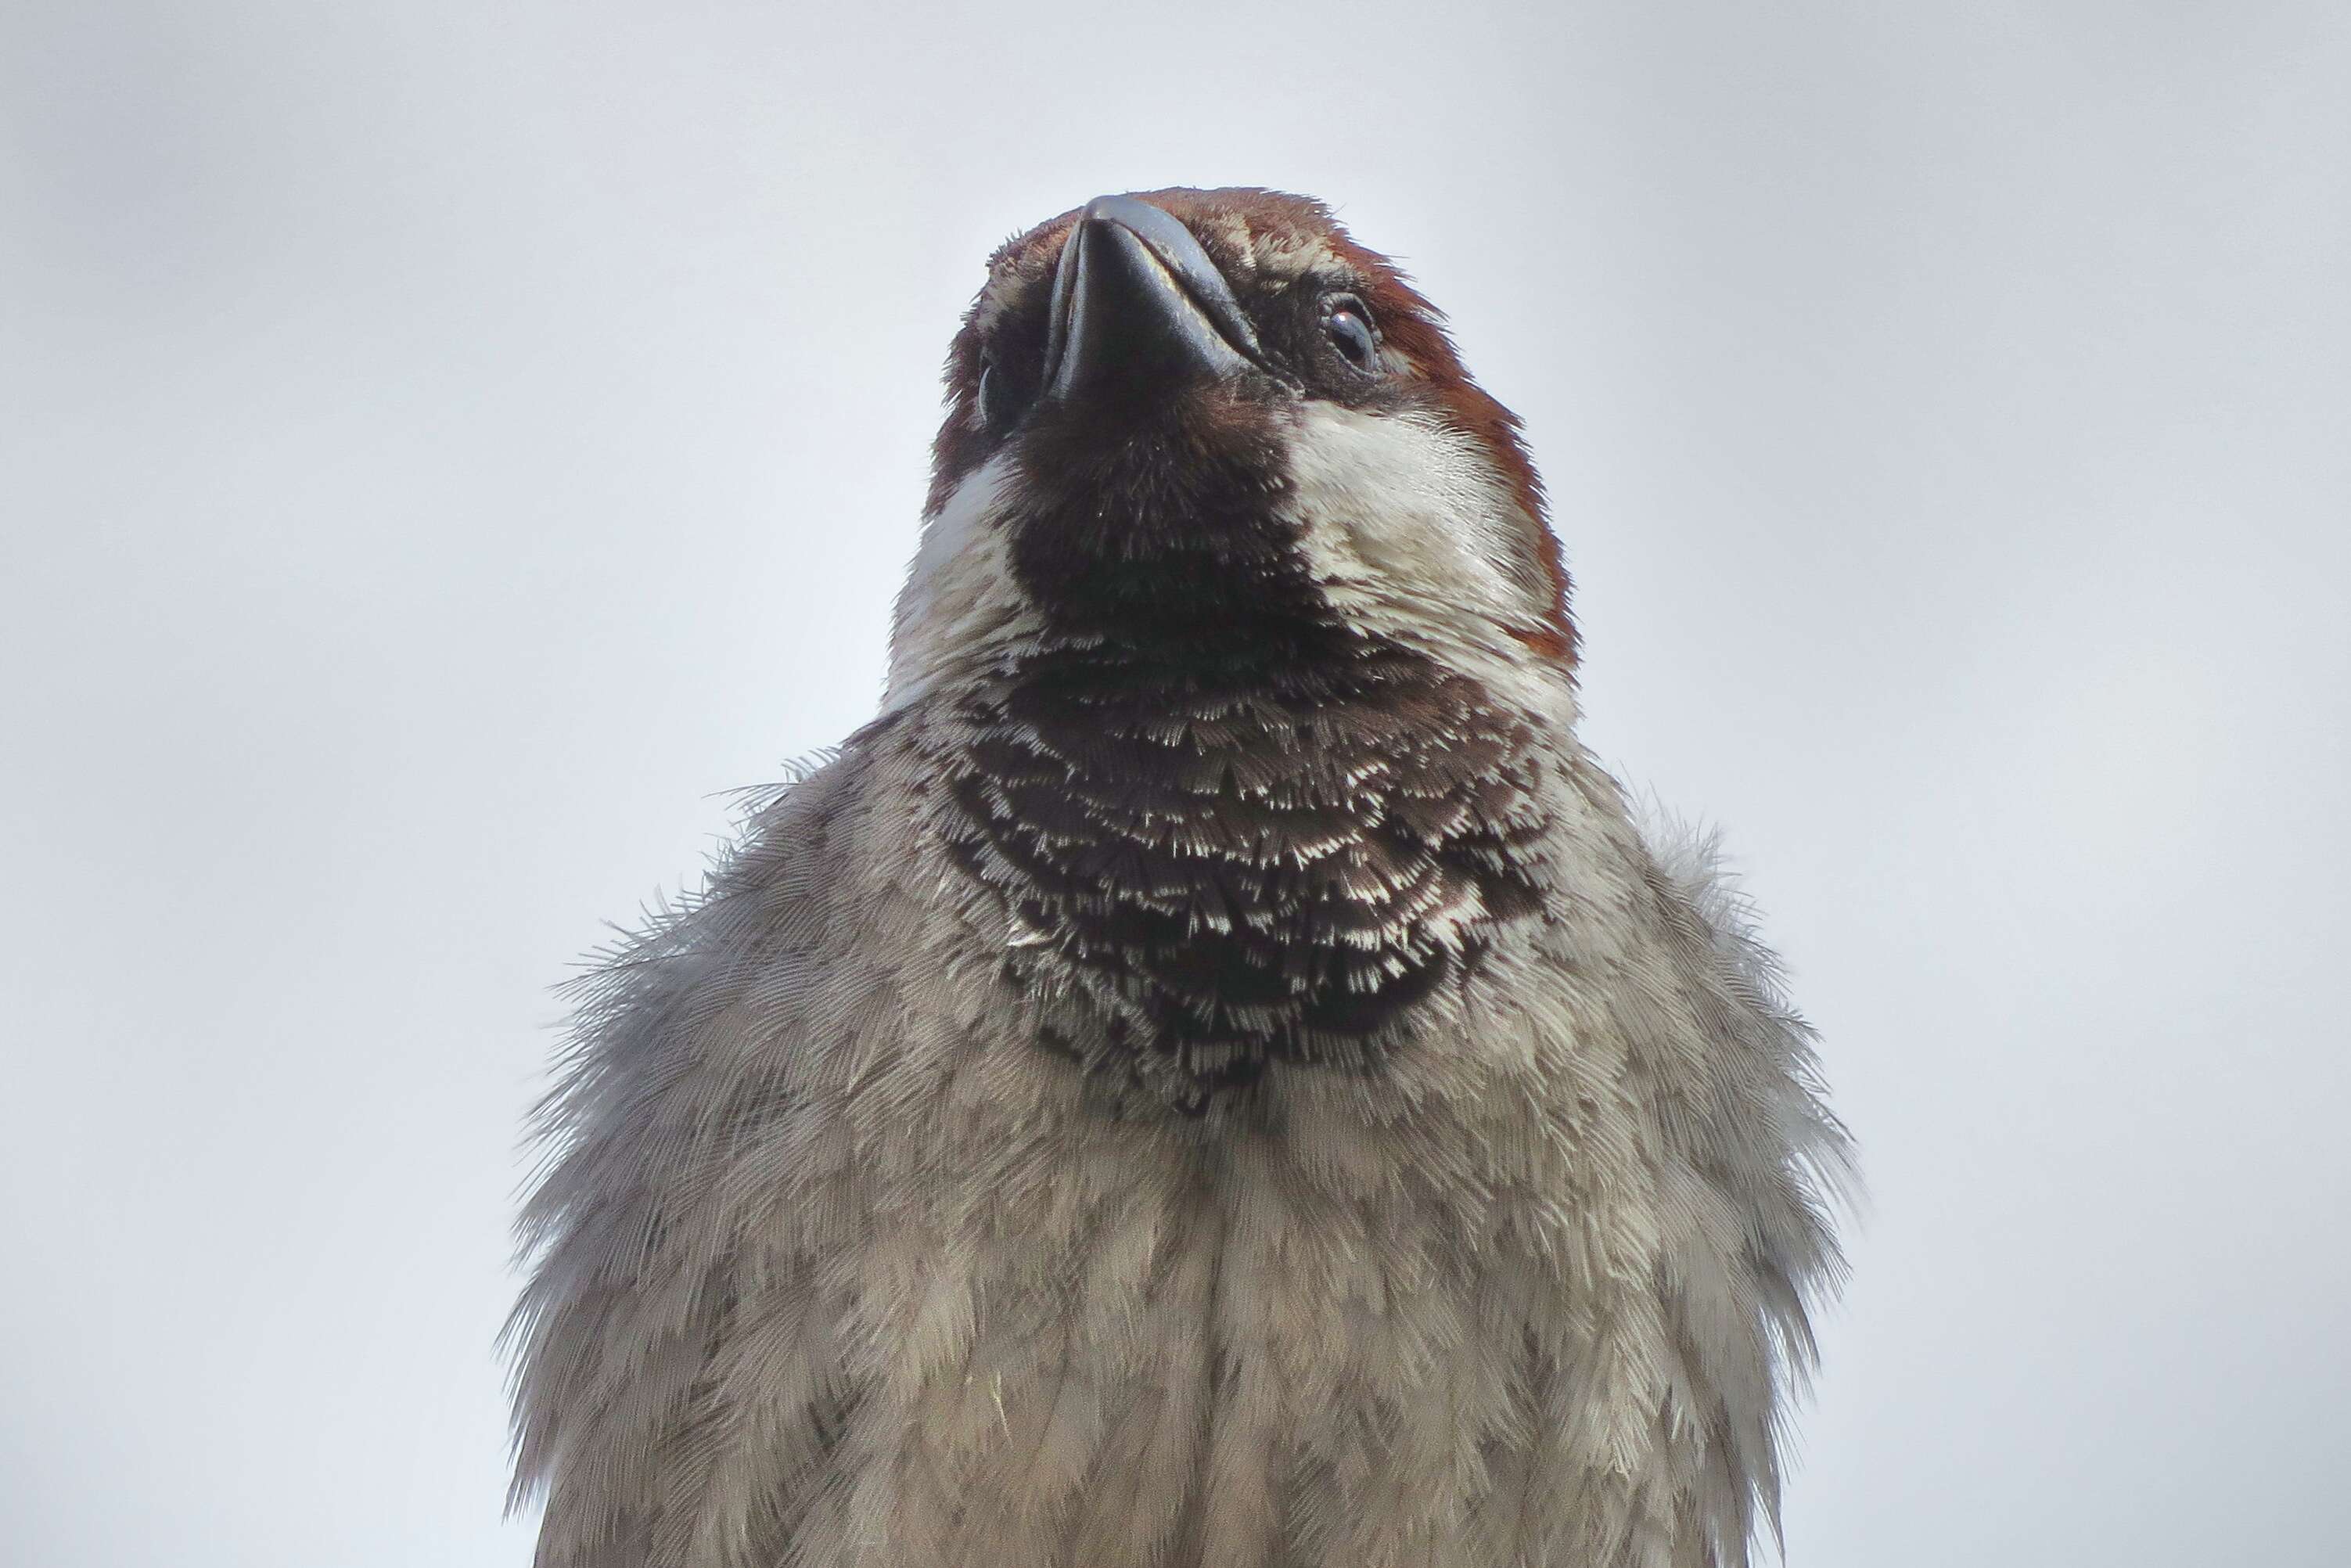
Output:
[{"xmin": 1042, "ymin": 195, "xmax": 1267, "ymax": 406}]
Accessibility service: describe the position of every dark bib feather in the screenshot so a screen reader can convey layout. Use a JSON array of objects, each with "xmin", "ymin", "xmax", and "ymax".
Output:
[{"xmin": 944, "ymin": 620, "xmax": 1552, "ymax": 1110}]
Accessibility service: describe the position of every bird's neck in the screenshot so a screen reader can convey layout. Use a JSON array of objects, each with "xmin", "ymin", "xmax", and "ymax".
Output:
[{"xmin": 940, "ymin": 625, "xmax": 1555, "ymax": 1113}]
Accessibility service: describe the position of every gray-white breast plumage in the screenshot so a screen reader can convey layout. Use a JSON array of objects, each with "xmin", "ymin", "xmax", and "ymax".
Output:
[{"xmin": 509, "ymin": 188, "xmax": 1851, "ymax": 1568}]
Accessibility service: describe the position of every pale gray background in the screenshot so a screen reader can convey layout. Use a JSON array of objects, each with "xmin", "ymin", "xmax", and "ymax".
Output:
[{"xmin": 5, "ymin": 2, "xmax": 2346, "ymax": 1564}]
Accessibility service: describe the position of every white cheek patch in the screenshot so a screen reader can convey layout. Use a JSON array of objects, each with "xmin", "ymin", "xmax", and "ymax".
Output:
[
  {"xmin": 1282, "ymin": 404, "xmax": 1558, "ymax": 680},
  {"xmin": 884, "ymin": 455, "xmax": 1039, "ymax": 710}
]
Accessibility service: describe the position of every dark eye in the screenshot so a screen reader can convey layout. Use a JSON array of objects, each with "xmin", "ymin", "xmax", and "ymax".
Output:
[
  {"xmin": 1322, "ymin": 295, "xmax": 1380, "ymax": 372},
  {"xmin": 977, "ymin": 351, "xmax": 1032, "ymax": 430}
]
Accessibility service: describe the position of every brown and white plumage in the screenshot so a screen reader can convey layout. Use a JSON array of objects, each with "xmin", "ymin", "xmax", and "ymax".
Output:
[{"xmin": 509, "ymin": 188, "xmax": 1850, "ymax": 1568}]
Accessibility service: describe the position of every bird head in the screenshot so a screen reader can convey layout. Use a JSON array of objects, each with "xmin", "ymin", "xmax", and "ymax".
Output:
[{"xmin": 888, "ymin": 189, "xmax": 1575, "ymax": 708}]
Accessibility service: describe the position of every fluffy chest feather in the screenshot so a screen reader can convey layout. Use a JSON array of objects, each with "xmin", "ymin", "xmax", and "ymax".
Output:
[
  {"xmin": 512, "ymin": 713, "xmax": 1839, "ymax": 1568},
  {"xmin": 827, "ymin": 1061, "xmax": 1670, "ymax": 1568}
]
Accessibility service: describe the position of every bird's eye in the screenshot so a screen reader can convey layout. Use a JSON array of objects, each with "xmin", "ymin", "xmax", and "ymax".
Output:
[
  {"xmin": 977, "ymin": 351, "xmax": 1031, "ymax": 430},
  {"xmin": 1322, "ymin": 296, "xmax": 1380, "ymax": 372}
]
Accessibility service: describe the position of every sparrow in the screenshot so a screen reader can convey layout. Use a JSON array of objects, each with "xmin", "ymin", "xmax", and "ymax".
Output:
[{"xmin": 509, "ymin": 188, "xmax": 1850, "ymax": 1568}]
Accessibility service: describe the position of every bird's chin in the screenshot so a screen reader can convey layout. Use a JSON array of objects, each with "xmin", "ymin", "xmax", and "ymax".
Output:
[{"xmin": 998, "ymin": 393, "xmax": 1318, "ymax": 642}]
